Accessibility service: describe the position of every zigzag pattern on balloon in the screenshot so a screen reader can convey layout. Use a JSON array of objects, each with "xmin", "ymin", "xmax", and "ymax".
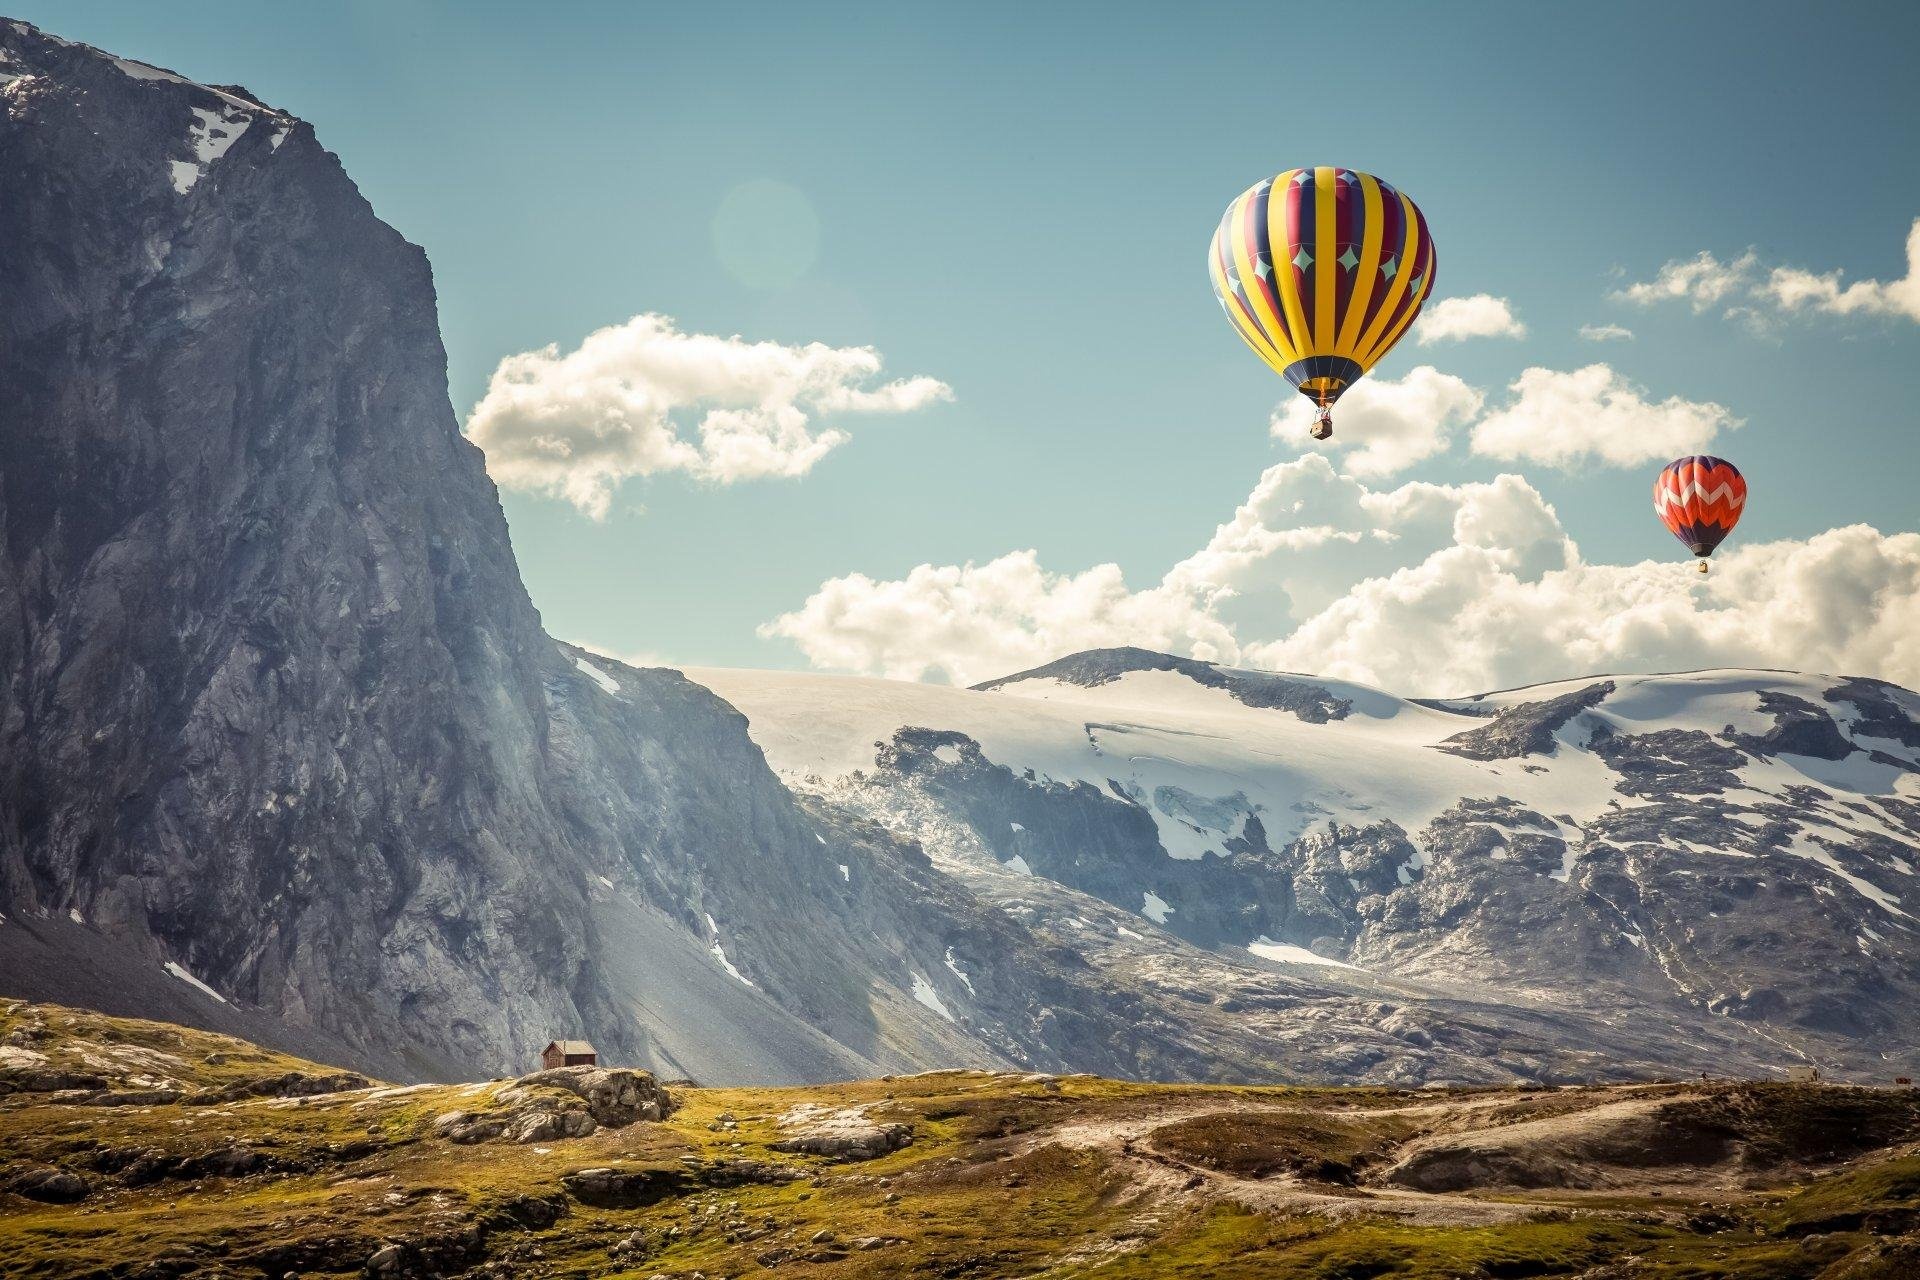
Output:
[{"xmin": 1653, "ymin": 480, "xmax": 1746, "ymax": 523}]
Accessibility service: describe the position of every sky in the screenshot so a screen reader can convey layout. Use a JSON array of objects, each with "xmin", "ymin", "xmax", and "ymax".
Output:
[{"xmin": 21, "ymin": 1, "xmax": 1920, "ymax": 694}]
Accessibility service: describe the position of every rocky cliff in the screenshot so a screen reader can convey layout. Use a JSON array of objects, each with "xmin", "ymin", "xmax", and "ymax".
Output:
[{"xmin": 0, "ymin": 19, "xmax": 986, "ymax": 1084}]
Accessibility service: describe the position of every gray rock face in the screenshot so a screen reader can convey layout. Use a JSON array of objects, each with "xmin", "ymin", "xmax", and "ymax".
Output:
[
  {"xmin": 0, "ymin": 22, "xmax": 1168, "ymax": 1086},
  {"xmin": 975, "ymin": 647, "xmax": 1353, "ymax": 722},
  {"xmin": 1438, "ymin": 681, "xmax": 1614, "ymax": 759}
]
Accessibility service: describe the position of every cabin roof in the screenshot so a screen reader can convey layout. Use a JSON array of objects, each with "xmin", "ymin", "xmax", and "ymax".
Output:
[{"xmin": 544, "ymin": 1040, "xmax": 597, "ymax": 1055}]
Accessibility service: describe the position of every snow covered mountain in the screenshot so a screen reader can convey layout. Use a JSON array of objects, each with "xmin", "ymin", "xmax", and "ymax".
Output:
[{"xmin": 688, "ymin": 649, "xmax": 1920, "ymax": 1081}]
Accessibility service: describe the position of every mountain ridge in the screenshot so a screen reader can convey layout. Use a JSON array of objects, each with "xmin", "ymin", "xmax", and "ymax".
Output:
[{"xmin": 689, "ymin": 650, "xmax": 1920, "ymax": 1080}]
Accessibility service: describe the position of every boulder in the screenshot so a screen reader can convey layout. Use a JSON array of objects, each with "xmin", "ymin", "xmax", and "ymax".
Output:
[
  {"xmin": 0, "ymin": 1067, "xmax": 109, "ymax": 1094},
  {"xmin": 771, "ymin": 1105, "xmax": 913, "ymax": 1161},
  {"xmin": 504, "ymin": 1066, "xmax": 672, "ymax": 1126},
  {"xmin": 6, "ymin": 1165, "xmax": 90, "ymax": 1202},
  {"xmin": 560, "ymin": 1166, "xmax": 689, "ymax": 1209},
  {"xmin": 186, "ymin": 1072, "xmax": 370, "ymax": 1105}
]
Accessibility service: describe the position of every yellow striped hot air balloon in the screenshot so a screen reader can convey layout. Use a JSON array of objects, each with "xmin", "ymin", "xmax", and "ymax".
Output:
[{"xmin": 1208, "ymin": 167, "xmax": 1436, "ymax": 439}]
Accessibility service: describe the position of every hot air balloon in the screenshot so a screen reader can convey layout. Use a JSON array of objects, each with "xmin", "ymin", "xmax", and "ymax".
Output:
[
  {"xmin": 1208, "ymin": 167, "xmax": 1436, "ymax": 440},
  {"xmin": 1653, "ymin": 455, "xmax": 1746, "ymax": 573}
]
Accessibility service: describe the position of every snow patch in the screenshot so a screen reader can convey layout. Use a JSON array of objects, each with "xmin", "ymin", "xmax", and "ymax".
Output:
[
  {"xmin": 704, "ymin": 914, "xmax": 753, "ymax": 986},
  {"xmin": 1248, "ymin": 938, "xmax": 1365, "ymax": 971},
  {"xmin": 162, "ymin": 961, "xmax": 227, "ymax": 1004},
  {"xmin": 909, "ymin": 971, "xmax": 955, "ymax": 1021},
  {"xmin": 1140, "ymin": 891, "xmax": 1173, "ymax": 924},
  {"xmin": 1004, "ymin": 854, "xmax": 1031, "ymax": 875},
  {"xmin": 67, "ymin": 908, "xmax": 84, "ymax": 925},
  {"xmin": 837, "ymin": 863, "xmax": 850, "ymax": 882},
  {"xmin": 942, "ymin": 947, "xmax": 975, "ymax": 995},
  {"xmin": 573, "ymin": 655, "xmax": 622, "ymax": 696},
  {"xmin": 169, "ymin": 103, "xmax": 253, "ymax": 194}
]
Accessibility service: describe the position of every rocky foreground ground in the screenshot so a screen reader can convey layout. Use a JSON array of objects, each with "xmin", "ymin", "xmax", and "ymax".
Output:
[{"xmin": 3, "ymin": 1001, "xmax": 1919, "ymax": 1278}]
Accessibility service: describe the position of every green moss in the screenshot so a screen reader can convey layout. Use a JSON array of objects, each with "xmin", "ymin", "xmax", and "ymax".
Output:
[{"xmin": 3, "ymin": 1003, "xmax": 1916, "ymax": 1280}]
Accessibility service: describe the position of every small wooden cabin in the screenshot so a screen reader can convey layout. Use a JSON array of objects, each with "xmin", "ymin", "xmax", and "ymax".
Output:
[{"xmin": 541, "ymin": 1039, "xmax": 598, "ymax": 1070}]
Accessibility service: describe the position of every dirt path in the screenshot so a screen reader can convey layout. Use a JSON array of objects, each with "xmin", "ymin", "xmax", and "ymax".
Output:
[{"xmin": 1036, "ymin": 1094, "xmax": 1584, "ymax": 1226}]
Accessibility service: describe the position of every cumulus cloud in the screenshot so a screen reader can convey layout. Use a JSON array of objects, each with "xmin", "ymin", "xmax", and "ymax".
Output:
[
  {"xmin": 1759, "ymin": 217, "xmax": 1920, "ymax": 323},
  {"xmin": 1412, "ymin": 294, "xmax": 1527, "ymax": 345},
  {"xmin": 758, "ymin": 551, "xmax": 1234, "ymax": 686},
  {"xmin": 1251, "ymin": 526, "xmax": 1920, "ymax": 695},
  {"xmin": 766, "ymin": 454, "xmax": 1920, "ymax": 696},
  {"xmin": 1614, "ymin": 218, "xmax": 1920, "ymax": 329},
  {"xmin": 1270, "ymin": 366, "xmax": 1484, "ymax": 477},
  {"xmin": 1578, "ymin": 323, "xmax": 1634, "ymax": 342},
  {"xmin": 1469, "ymin": 364, "xmax": 1739, "ymax": 469},
  {"xmin": 465, "ymin": 314, "xmax": 952, "ymax": 518},
  {"xmin": 1613, "ymin": 250, "xmax": 1759, "ymax": 311}
]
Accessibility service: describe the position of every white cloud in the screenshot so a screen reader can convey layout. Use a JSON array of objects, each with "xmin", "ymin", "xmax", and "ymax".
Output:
[
  {"xmin": 766, "ymin": 454, "xmax": 1920, "ymax": 696},
  {"xmin": 1613, "ymin": 250, "xmax": 1758, "ymax": 311},
  {"xmin": 1412, "ymin": 294, "xmax": 1526, "ymax": 345},
  {"xmin": 1759, "ymin": 217, "xmax": 1920, "ymax": 323},
  {"xmin": 1251, "ymin": 526, "xmax": 1920, "ymax": 695},
  {"xmin": 1614, "ymin": 217, "xmax": 1920, "ymax": 329},
  {"xmin": 1270, "ymin": 365, "xmax": 1484, "ymax": 477},
  {"xmin": 465, "ymin": 313, "xmax": 952, "ymax": 518},
  {"xmin": 1469, "ymin": 364, "xmax": 1739, "ymax": 469},
  {"xmin": 1578, "ymin": 323, "xmax": 1634, "ymax": 342},
  {"xmin": 759, "ymin": 551, "xmax": 1233, "ymax": 687}
]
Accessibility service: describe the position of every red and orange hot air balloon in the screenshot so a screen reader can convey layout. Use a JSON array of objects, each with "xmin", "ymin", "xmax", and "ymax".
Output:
[{"xmin": 1653, "ymin": 456, "xmax": 1746, "ymax": 573}]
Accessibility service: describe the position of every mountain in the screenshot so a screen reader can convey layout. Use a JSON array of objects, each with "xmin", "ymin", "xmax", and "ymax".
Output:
[
  {"xmin": 3, "ymin": 19, "xmax": 1915, "ymax": 1092},
  {"xmin": 0, "ymin": 19, "xmax": 1083, "ymax": 1087},
  {"xmin": 687, "ymin": 648, "xmax": 1920, "ymax": 1081}
]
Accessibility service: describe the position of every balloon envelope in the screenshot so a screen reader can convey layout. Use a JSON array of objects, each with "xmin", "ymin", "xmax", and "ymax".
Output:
[
  {"xmin": 1654, "ymin": 455, "xmax": 1746, "ymax": 557},
  {"xmin": 1208, "ymin": 168, "xmax": 1436, "ymax": 410}
]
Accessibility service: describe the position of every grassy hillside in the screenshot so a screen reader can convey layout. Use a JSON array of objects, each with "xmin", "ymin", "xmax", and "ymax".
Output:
[{"xmin": 3, "ymin": 1000, "xmax": 1919, "ymax": 1277}]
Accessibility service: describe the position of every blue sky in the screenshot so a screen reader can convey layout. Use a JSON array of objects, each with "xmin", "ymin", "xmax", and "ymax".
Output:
[{"xmin": 23, "ymin": 1, "xmax": 1920, "ymax": 688}]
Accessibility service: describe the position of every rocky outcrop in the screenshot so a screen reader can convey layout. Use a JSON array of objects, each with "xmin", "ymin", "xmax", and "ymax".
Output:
[
  {"xmin": 1438, "ymin": 680, "xmax": 1613, "ymax": 759},
  {"xmin": 503, "ymin": 1065, "xmax": 673, "ymax": 1125},
  {"xmin": 434, "ymin": 1066, "xmax": 673, "ymax": 1144},
  {"xmin": 4, "ymin": 1164, "xmax": 90, "ymax": 1202},
  {"xmin": 771, "ymin": 1104, "xmax": 914, "ymax": 1161},
  {"xmin": 975, "ymin": 647, "xmax": 1353, "ymax": 722},
  {"xmin": 185, "ymin": 1071, "xmax": 371, "ymax": 1104}
]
